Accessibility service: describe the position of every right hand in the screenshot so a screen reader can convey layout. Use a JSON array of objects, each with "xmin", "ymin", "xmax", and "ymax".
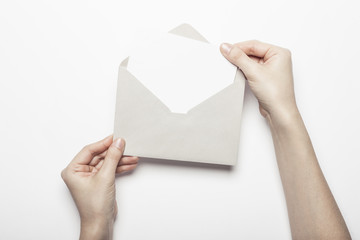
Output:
[{"xmin": 220, "ymin": 40, "xmax": 297, "ymax": 121}]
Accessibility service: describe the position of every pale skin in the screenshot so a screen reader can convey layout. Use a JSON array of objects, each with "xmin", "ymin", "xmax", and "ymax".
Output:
[
  {"xmin": 220, "ymin": 40, "xmax": 351, "ymax": 239},
  {"xmin": 62, "ymin": 40, "xmax": 351, "ymax": 240},
  {"xmin": 61, "ymin": 137, "xmax": 138, "ymax": 240}
]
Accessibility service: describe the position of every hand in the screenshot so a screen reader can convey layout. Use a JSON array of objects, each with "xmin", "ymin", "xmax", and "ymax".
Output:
[
  {"xmin": 61, "ymin": 135, "xmax": 138, "ymax": 240},
  {"xmin": 220, "ymin": 40, "xmax": 297, "ymax": 121}
]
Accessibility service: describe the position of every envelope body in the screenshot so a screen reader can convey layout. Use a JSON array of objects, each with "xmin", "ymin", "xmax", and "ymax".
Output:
[{"xmin": 113, "ymin": 24, "xmax": 245, "ymax": 165}]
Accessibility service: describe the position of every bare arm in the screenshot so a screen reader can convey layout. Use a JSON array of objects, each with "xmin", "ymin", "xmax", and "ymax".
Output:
[
  {"xmin": 270, "ymin": 107, "xmax": 350, "ymax": 239},
  {"xmin": 221, "ymin": 41, "xmax": 351, "ymax": 239},
  {"xmin": 61, "ymin": 136, "xmax": 139, "ymax": 240}
]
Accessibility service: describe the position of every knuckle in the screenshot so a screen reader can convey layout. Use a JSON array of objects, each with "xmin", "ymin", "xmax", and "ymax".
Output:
[
  {"xmin": 61, "ymin": 169, "xmax": 67, "ymax": 181},
  {"xmin": 248, "ymin": 39, "xmax": 259, "ymax": 45},
  {"xmin": 229, "ymin": 46, "xmax": 243, "ymax": 61},
  {"xmin": 108, "ymin": 146, "xmax": 116, "ymax": 156},
  {"xmin": 283, "ymin": 48, "xmax": 292, "ymax": 57},
  {"xmin": 81, "ymin": 144, "xmax": 96, "ymax": 157},
  {"xmin": 108, "ymin": 145, "xmax": 122, "ymax": 158},
  {"xmin": 101, "ymin": 140, "xmax": 108, "ymax": 149},
  {"xmin": 250, "ymin": 39, "xmax": 260, "ymax": 45},
  {"xmin": 248, "ymin": 40, "xmax": 260, "ymax": 54},
  {"xmin": 249, "ymin": 46, "xmax": 256, "ymax": 55},
  {"xmin": 81, "ymin": 144, "xmax": 90, "ymax": 152}
]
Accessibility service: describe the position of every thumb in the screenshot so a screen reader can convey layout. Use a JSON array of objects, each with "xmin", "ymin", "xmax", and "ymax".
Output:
[
  {"xmin": 100, "ymin": 138, "xmax": 125, "ymax": 177},
  {"xmin": 220, "ymin": 43, "xmax": 257, "ymax": 78}
]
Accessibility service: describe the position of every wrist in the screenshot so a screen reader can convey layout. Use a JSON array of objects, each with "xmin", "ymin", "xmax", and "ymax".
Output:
[
  {"xmin": 266, "ymin": 105, "xmax": 301, "ymax": 129},
  {"xmin": 80, "ymin": 217, "xmax": 114, "ymax": 240}
]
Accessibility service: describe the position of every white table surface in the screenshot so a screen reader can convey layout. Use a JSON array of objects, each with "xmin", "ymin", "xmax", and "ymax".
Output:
[{"xmin": 0, "ymin": 0, "xmax": 359, "ymax": 239}]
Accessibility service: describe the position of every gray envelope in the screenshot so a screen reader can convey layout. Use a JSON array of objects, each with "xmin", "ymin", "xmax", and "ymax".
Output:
[{"xmin": 113, "ymin": 23, "xmax": 245, "ymax": 165}]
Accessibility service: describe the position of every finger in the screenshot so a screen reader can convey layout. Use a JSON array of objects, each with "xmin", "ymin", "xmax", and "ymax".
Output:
[
  {"xmin": 72, "ymin": 135, "xmax": 113, "ymax": 165},
  {"xmin": 220, "ymin": 43, "xmax": 258, "ymax": 77},
  {"xmin": 77, "ymin": 172, "xmax": 94, "ymax": 177},
  {"xmin": 234, "ymin": 40, "xmax": 279, "ymax": 62},
  {"xmin": 95, "ymin": 159, "xmax": 104, "ymax": 170},
  {"xmin": 74, "ymin": 165, "xmax": 91, "ymax": 172},
  {"xmin": 89, "ymin": 150, "xmax": 107, "ymax": 166},
  {"xmin": 100, "ymin": 138, "xmax": 125, "ymax": 176},
  {"xmin": 234, "ymin": 40, "xmax": 273, "ymax": 57},
  {"xmin": 118, "ymin": 156, "xmax": 139, "ymax": 166},
  {"xmin": 116, "ymin": 163, "xmax": 137, "ymax": 174},
  {"xmin": 249, "ymin": 56, "xmax": 264, "ymax": 64},
  {"xmin": 74, "ymin": 165, "xmax": 96, "ymax": 173}
]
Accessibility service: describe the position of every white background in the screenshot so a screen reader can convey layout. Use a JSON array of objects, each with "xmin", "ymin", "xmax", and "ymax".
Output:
[{"xmin": 0, "ymin": 0, "xmax": 359, "ymax": 239}]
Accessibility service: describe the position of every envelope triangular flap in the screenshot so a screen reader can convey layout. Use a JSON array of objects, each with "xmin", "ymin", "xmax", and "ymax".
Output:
[{"xmin": 114, "ymin": 24, "xmax": 245, "ymax": 165}]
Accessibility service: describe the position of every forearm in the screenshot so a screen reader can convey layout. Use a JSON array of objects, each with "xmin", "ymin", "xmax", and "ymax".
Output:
[
  {"xmin": 80, "ymin": 218, "xmax": 114, "ymax": 240},
  {"xmin": 268, "ymin": 107, "xmax": 351, "ymax": 239}
]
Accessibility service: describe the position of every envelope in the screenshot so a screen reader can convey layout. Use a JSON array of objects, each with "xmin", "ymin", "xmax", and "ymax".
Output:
[{"xmin": 113, "ymin": 23, "xmax": 245, "ymax": 165}]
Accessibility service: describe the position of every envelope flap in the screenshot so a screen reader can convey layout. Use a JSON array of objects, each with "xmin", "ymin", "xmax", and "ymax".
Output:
[
  {"xmin": 117, "ymin": 66, "xmax": 170, "ymax": 114},
  {"xmin": 168, "ymin": 23, "xmax": 209, "ymax": 43}
]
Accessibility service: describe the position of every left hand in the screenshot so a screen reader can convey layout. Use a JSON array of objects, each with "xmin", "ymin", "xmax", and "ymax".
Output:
[{"xmin": 61, "ymin": 135, "xmax": 138, "ymax": 239}]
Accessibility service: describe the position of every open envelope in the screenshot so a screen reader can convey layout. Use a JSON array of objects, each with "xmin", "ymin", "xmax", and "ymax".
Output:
[{"xmin": 113, "ymin": 23, "xmax": 245, "ymax": 165}]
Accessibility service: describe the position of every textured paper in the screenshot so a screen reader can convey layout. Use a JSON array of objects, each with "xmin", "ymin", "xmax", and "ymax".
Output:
[
  {"xmin": 127, "ymin": 33, "xmax": 236, "ymax": 113},
  {"xmin": 113, "ymin": 24, "xmax": 245, "ymax": 165}
]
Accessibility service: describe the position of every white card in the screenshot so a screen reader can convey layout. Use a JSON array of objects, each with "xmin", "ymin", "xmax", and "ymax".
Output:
[{"xmin": 127, "ymin": 33, "xmax": 236, "ymax": 113}]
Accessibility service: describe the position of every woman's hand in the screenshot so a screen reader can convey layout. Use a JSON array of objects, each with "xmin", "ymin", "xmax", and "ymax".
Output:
[
  {"xmin": 220, "ymin": 40, "xmax": 297, "ymax": 121},
  {"xmin": 220, "ymin": 41, "xmax": 351, "ymax": 239},
  {"xmin": 61, "ymin": 135, "xmax": 138, "ymax": 240}
]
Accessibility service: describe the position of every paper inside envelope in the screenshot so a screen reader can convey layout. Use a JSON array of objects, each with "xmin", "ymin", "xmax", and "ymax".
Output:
[{"xmin": 127, "ymin": 33, "xmax": 237, "ymax": 113}]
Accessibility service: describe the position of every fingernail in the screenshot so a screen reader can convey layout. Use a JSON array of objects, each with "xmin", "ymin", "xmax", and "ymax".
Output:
[
  {"xmin": 112, "ymin": 138, "xmax": 123, "ymax": 149},
  {"xmin": 221, "ymin": 43, "xmax": 233, "ymax": 55}
]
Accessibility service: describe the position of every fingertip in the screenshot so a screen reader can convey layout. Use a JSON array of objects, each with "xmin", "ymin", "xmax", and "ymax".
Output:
[
  {"xmin": 129, "ymin": 156, "xmax": 139, "ymax": 164},
  {"xmin": 103, "ymin": 134, "xmax": 113, "ymax": 146},
  {"xmin": 220, "ymin": 43, "xmax": 233, "ymax": 56},
  {"xmin": 128, "ymin": 164, "xmax": 138, "ymax": 171},
  {"xmin": 112, "ymin": 138, "xmax": 125, "ymax": 150},
  {"xmin": 225, "ymin": 46, "xmax": 257, "ymax": 74},
  {"xmin": 118, "ymin": 156, "xmax": 139, "ymax": 165},
  {"xmin": 105, "ymin": 134, "xmax": 113, "ymax": 139},
  {"xmin": 116, "ymin": 163, "xmax": 138, "ymax": 174}
]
